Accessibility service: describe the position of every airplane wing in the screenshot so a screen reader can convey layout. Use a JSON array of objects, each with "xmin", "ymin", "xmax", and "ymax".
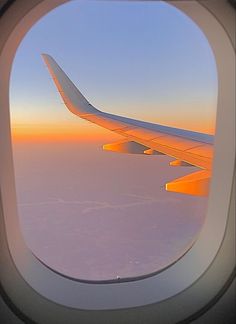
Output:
[{"xmin": 42, "ymin": 54, "xmax": 214, "ymax": 196}]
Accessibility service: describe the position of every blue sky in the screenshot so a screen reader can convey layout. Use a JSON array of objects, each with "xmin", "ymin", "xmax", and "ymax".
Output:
[{"xmin": 10, "ymin": 0, "xmax": 218, "ymax": 137}]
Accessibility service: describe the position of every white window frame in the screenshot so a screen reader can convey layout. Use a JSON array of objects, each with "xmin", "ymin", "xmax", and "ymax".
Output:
[{"xmin": 0, "ymin": 0, "xmax": 235, "ymax": 323}]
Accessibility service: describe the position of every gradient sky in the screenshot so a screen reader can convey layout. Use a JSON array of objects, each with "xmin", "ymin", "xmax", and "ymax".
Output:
[
  {"xmin": 10, "ymin": 0, "xmax": 216, "ymax": 280},
  {"xmin": 10, "ymin": 0, "xmax": 218, "ymax": 141}
]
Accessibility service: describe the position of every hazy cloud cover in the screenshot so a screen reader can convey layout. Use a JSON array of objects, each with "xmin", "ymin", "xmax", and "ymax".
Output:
[{"xmin": 13, "ymin": 142, "xmax": 208, "ymax": 280}]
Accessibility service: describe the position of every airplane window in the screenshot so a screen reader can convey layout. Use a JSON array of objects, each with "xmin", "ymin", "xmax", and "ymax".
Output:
[{"xmin": 10, "ymin": 0, "xmax": 217, "ymax": 281}]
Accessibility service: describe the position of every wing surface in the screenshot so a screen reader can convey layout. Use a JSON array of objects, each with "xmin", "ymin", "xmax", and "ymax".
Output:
[{"xmin": 42, "ymin": 54, "xmax": 214, "ymax": 196}]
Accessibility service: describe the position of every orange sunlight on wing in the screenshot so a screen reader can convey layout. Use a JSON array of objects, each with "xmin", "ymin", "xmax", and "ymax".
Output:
[{"xmin": 149, "ymin": 116, "xmax": 215, "ymax": 135}]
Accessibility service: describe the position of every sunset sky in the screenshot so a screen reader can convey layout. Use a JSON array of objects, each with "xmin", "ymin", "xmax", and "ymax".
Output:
[
  {"xmin": 10, "ymin": 0, "xmax": 216, "ymax": 280},
  {"xmin": 10, "ymin": 0, "xmax": 217, "ymax": 141}
]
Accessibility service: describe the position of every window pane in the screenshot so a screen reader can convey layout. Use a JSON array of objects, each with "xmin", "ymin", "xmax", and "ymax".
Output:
[{"xmin": 10, "ymin": 0, "xmax": 217, "ymax": 281}]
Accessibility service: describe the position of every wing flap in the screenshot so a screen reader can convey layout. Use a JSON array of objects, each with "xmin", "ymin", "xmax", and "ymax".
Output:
[
  {"xmin": 103, "ymin": 140, "xmax": 148, "ymax": 154},
  {"xmin": 186, "ymin": 144, "xmax": 214, "ymax": 158},
  {"xmin": 166, "ymin": 170, "xmax": 211, "ymax": 196},
  {"xmin": 119, "ymin": 134, "xmax": 212, "ymax": 170},
  {"xmin": 144, "ymin": 149, "xmax": 164, "ymax": 155},
  {"xmin": 152, "ymin": 135, "xmax": 204, "ymax": 151},
  {"xmin": 169, "ymin": 160, "xmax": 193, "ymax": 167}
]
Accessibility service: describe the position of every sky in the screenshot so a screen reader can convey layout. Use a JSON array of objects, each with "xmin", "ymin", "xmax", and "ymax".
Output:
[
  {"xmin": 10, "ymin": 0, "xmax": 218, "ymax": 141},
  {"xmin": 10, "ymin": 0, "xmax": 216, "ymax": 280}
]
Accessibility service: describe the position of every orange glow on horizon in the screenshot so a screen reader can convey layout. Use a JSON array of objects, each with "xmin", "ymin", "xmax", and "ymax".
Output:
[
  {"xmin": 11, "ymin": 111, "xmax": 216, "ymax": 143},
  {"xmin": 11, "ymin": 123, "xmax": 122, "ymax": 142}
]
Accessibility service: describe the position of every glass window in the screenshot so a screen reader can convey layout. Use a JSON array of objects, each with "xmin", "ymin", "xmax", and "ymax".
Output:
[{"xmin": 10, "ymin": 0, "xmax": 217, "ymax": 281}]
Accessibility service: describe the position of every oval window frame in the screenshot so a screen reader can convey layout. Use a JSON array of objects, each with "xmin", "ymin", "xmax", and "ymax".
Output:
[{"xmin": 0, "ymin": 0, "xmax": 235, "ymax": 323}]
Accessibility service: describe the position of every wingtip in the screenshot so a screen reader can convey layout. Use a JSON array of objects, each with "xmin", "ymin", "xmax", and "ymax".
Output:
[
  {"xmin": 41, "ymin": 53, "xmax": 100, "ymax": 116},
  {"xmin": 41, "ymin": 53, "xmax": 54, "ymax": 64}
]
